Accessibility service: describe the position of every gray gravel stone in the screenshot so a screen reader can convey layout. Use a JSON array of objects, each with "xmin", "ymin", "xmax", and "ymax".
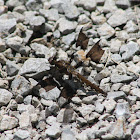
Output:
[
  {"xmin": 0, "ymin": 53, "xmax": 7, "ymax": 64},
  {"xmin": 107, "ymin": 9, "xmax": 128, "ymax": 27},
  {"xmin": 78, "ymin": 104, "xmax": 95, "ymax": 117},
  {"xmin": 26, "ymin": 0, "xmax": 42, "ymax": 11},
  {"xmin": 58, "ymin": 97, "xmax": 67, "ymax": 107},
  {"xmin": 19, "ymin": 111, "xmax": 31, "ymax": 128},
  {"xmin": 39, "ymin": 8, "xmax": 59, "ymax": 21},
  {"xmin": 40, "ymin": 87, "xmax": 60, "ymax": 101},
  {"xmin": 76, "ymin": 0, "xmax": 96, "ymax": 11},
  {"xmin": 0, "ymin": 79, "xmax": 9, "ymax": 89},
  {"xmin": 110, "ymin": 39, "xmax": 122, "ymax": 53},
  {"xmin": 120, "ymin": 41, "xmax": 139, "ymax": 60},
  {"xmin": 107, "ymin": 91, "xmax": 126, "ymax": 100},
  {"xmin": 130, "ymin": 88, "xmax": 140, "ymax": 99},
  {"xmin": 77, "ymin": 117, "xmax": 87, "ymax": 126},
  {"xmin": 124, "ymin": 20, "xmax": 139, "ymax": 33},
  {"xmin": 61, "ymin": 128, "xmax": 76, "ymax": 140},
  {"xmin": 29, "ymin": 16, "xmax": 45, "ymax": 31},
  {"xmin": 45, "ymin": 124, "xmax": 61, "ymax": 138},
  {"xmin": 71, "ymin": 96, "xmax": 82, "ymax": 104},
  {"xmin": 13, "ymin": 129, "xmax": 30, "ymax": 140},
  {"xmin": 78, "ymin": 14, "xmax": 91, "ymax": 24},
  {"xmin": 103, "ymin": 99, "xmax": 116, "ymax": 113},
  {"xmin": 82, "ymin": 95, "xmax": 98, "ymax": 104},
  {"xmin": 0, "ymin": 18, "xmax": 16, "ymax": 34},
  {"xmin": 111, "ymin": 116, "xmax": 126, "ymax": 139},
  {"xmin": 6, "ymin": 60, "xmax": 20, "ymax": 76},
  {"xmin": 116, "ymin": 0, "xmax": 130, "ymax": 9},
  {"xmin": 6, "ymin": 36, "xmax": 24, "ymax": 53},
  {"xmin": 0, "ymin": 115, "xmax": 18, "ymax": 131},
  {"xmin": 97, "ymin": 23, "xmax": 115, "ymax": 39},
  {"xmin": 24, "ymin": 95, "xmax": 32, "ymax": 105},
  {"xmin": 58, "ymin": 18, "xmax": 77, "ymax": 34},
  {"xmin": 115, "ymin": 102, "xmax": 130, "ymax": 119},
  {"xmin": 91, "ymin": 12, "xmax": 106, "ymax": 25},
  {"xmin": 0, "ymin": 38, "xmax": 6, "ymax": 52},
  {"xmin": 18, "ymin": 58, "xmax": 50, "ymax": 78},
  {"xmin": 95, "ymin": 101, "xmax": 104, "ymax": 114},
  {"xmin": 0, "ymin": 89, "xmax": 12, "ymax": 106},
  {"xmin": 111, "ymin": 74, "xmax": 133, "ymax": 83},
  {"xmin": 62, "ymin": 32, "xmax": 75, "ymax": 45},
  {"xmin": 11, "ymin": 75, "xmax": 32, "ymax": 96},
  {"xmin": 116, "ymin": 30, "xmax": 130, "ymax": 41},
  {"xmin": 103, "ymin": 0, "xmax": 117, "ymax": 13},
  {"xmin": 62, "ymin": 3, "xmax": 79, "ymax": 20},
  {"xmin": 133, "ymin": 125, "xmax": 140, "ymax": 140}
]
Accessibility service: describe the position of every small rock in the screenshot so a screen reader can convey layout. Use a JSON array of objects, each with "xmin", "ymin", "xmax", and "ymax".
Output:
[
  {"xmin": 132, "ymin": 125, "xmax": 140, "ymax": 140},
  {"xmin": 78, "ymin": 104, "xmax": 95, "ymax": 117},
  {"xmin": 13, "ymin": 129, "xmax": 30, "ymax": 140},
  {"xmin": 58, "ymin": 18, "xmax": 77, "ymax": 34},
  {"xmin": 78, "ymin": 14, "xmax": 91, "ymax": 24},
  {"xmin": 107, "ymin": 91, "xmax": 126, "ymax": 100},
  {"xmin": 40, "ymin": 87, "xmax": 60, "ymax": 101},
  {"xmin": 76, "ymin": 0, "xmax": 96, "ymax": 11},
  {"xmin": 111, "ymin": 116, "xmax": 126, "ymax": 139},
  {"xmin": 61, "ymin": 128, "xmax": 76, "ymax": 140},
  {"xmin": 77, "ymin": 117, "xmax": 87, "ymax": 126},
  {"xmin": 95, "ymin": 101, "xmax": 104, "ymax": 114},
  {"xmin": 111, "ymin": 74, "xmax": 133, "ymax": 83},
  {"xmin": 128, "ymin": 95, "xmax": 137, "ymax": 105},
  {"xmin": 111, "ymin": 83, "xmax": 123, "ymax": 91},
  {"xmin": 48, "ymin": 102, "xmax": 59, "ymax": 115},
  {"xmin": 13, "ymin": 5, "xmax": 26, "ymax": 13},
  {"xmin": 6, "ymin": 60, "xmax": 20, "ymax": 76},
  {"xmin": 53, "ymin": 30, "xmax": 61, "ymax": 39},
  {"xmin": 97, "ymin": 23, "xmax": 115, "ymax": 39},
  {"xmin": 124, "ymin": 20, "xmax": 139, "ymax": 33},
  {"xmin": 0, "ymin": 115, "xmax": 18, "ymax": 131},
  {"xmin": 62, "ymin": 3, "xmax": 80, "ymax": 20},
  {"xmin": 0, "ymin": 79, "xmax": 9, "ymax": 89},
  {"xmin": 91, "ymin": 12, "xmax": 106, "ymax": 24},
  {"xmin": 116, "ymin": 30, "xmax": 130, "ymax": 41},
  {"xmin": 46, "ymin": 116, "xmax": 57, "ymax": 125},
  {"xmin": 11, "ymin": 75, "xmax": 32, "ymax": 96},
  {"xmin": 71, "ymin": 96, "xmax": 82, "ymax": 104},
  {"xmin": 19, "ymin": 111, "xmax": 31, "ymax": 128},
  {"xmin": 0, "ymin": 18, "xmax": 16, "ymax": 33},
  {"xmin": 103, "ymin": 0, "xmax": 117, "ymax": 13},
  {"xmin": 18, "ymin": 58, "xmax": 50, "ymax": 78},
  {"xmin": 116, "ymin": 0, "xmax": 130, "ymax": 9},
  {"xmin": 110, "ymin": 39, "xmax": 122, "ymax": 53},
  {"xmin": 0, "ymin": 53, "xmax": 7, "ymax": 64},
  {"xmin": 115, "ymin": 102, "xmax": 130, "ymax": 119},
  {"xmin": 62, "ymin": 32, "xmax": 75, "ymax": 45},
  {"xmin": 39, "ymin": 8, "xmax": 59, "ymax": 21},
  {"xmin": 82, "ymin": 95, "xmax": 98, "ymax": 104},
  {"xmin": 45, "ymin": 124, "xmax": 61, "ymax": 138},
  {"xmin": 30, "ymin": 43, "xmax": 49, "ymax": 58},
  {"xmin": 6, "ymin": 36, "xmax": 24, "ymax": 53},
  {"xmin": 0, "ymin": 38, "xmax": 6, "ymax": 52},
  {"xmin": 130, "ymin": 88, "xmax": 140, "ymax": 99},
  {"xmin": 29, "ymin": 16, "xmax": 45, "ymax": 31},
  {"xmin": 17, "ymin": 104, "xmax": 35, "ymax": 114},
  {"xmin": 58, "ymin": 97, "xmax": 68, "ymax": 108},
  {"xmin": 26, "ymin": 0, "xmax": 42, "ymax": 11},
  {"xmin": 107, "ymin": 9, "xmax": 128, "ymax": 27},
  {"xmin": 103, "ymin": 99, "xmax": 116, "ymax": 113},
  {"xmin": 0, "ymin": 89, "xmax": 12, "ymax": 106},
  {"xmin": 24, "ymin": 95, "xmax": 32, "ymax": 105},
  {"xmin": 120, "ymin": 41, "xmax": 139, "ymax": 60}
]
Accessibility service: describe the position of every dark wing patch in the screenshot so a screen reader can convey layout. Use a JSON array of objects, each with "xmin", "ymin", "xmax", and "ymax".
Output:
[
  {"xmin": 76, "ymin": 27, "xmax": 89, "ymax": 50},
  {"xmin": 86, "ymin": 40, "xmax": 104, "ymax": 63}
]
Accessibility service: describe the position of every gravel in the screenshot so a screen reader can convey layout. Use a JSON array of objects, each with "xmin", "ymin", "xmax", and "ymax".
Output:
[{"xmin": 0, "ymin": 1, "xmax": 140, "ymax": 140}]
